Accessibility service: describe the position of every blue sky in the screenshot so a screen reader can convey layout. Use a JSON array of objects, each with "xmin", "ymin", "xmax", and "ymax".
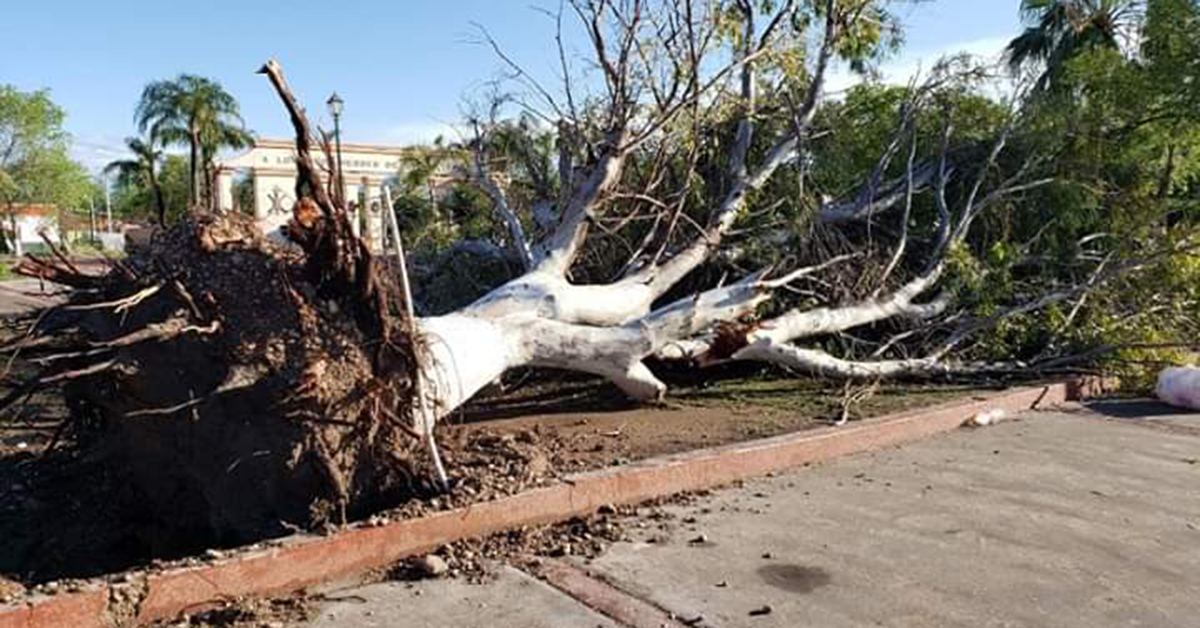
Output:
[{"xmin": 2, "ymin": 1, "xmax": 1022, "ymax": 172}]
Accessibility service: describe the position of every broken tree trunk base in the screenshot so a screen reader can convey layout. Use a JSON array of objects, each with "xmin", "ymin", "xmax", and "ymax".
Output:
[{"xmin": 3, "ymin": 214, "xmax": 428, "ymax": 552}]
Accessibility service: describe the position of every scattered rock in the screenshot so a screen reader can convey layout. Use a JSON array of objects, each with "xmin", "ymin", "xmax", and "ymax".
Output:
[
  {"xmin": 749, "ymin": 604, "xmax": 773, "ymax": 616},
  {"xmin": 417, "ymin": 554, "xmax": 449, "ymax": 577},
  {"xmin": 688, "ymin": 534, "xmax": 709, "ymax": 545}
]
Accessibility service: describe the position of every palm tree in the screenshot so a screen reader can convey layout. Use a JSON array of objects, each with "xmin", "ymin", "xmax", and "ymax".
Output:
[
  {"xmin": 104, "ymin": 136, "xmax": 166, "ymax": 226},
  {"xmin": 134, "ymin": 75, "xmax": 252, "ymax": 211},
  {"xmin": 1005, "ymin": 0, "xmax": 1142, "ymax": 89}
]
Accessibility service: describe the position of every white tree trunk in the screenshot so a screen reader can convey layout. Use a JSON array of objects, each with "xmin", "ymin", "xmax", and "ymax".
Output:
[{"xmin": 414, "ymin": 273, "xmax": 769, "ymax": 432}]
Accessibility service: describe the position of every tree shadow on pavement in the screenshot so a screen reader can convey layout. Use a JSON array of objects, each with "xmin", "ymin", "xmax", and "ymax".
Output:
[{"xmin": 1082, "ymin": 398, "xmax": 1195, "ymax": 419}]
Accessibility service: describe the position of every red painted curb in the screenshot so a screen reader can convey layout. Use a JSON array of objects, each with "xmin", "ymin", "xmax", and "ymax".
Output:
[
  {"xmin": 0, "ymin": 587, "xmax": 107, "ymax": 628},
  {"xmin": 0, "ymin": 381, "xmax": 1074, "ymax": 627},
  {"xmin": 533, "ymin": 559, "xmax": 684, "ymax": 628}
]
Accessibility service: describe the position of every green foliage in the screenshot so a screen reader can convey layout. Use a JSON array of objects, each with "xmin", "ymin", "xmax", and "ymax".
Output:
[
  {"xmin": 233, "ymin": 173, "xmax": 255, "ymax": 216},
  {"xmin": 0, "ymin": 85, "xmax": 93, "ymax": 252},
  {"xmin": 960, "ymin": 0, "xmax": 1200, "ymax": 388},
  {"xmin": 1005, "ymin": 0, "xmax": 1142, "ymax": 89},
  {"xmin": 111, "ymin": 154, "xmax": 189, "ymax": 223},
  {"xmin": 135, "ymin": 74, "xmax": 252, "ymax": 208},
  {"xmin": 713, "ymin": 1, "xmax": 903, "ymax": 83}
]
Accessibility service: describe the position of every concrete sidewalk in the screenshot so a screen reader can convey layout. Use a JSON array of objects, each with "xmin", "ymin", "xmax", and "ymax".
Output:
[{"xmin": 307, "ymin": 403, "xmax": 1200, "ymax": 628}]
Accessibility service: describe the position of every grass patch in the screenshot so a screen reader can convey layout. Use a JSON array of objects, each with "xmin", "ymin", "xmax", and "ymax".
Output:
[{"xmin": 673, "ymin": 375, "xmax": 997, "ymax": 419}]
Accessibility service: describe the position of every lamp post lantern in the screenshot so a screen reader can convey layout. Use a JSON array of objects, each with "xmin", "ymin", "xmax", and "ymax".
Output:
[{"xmin": 327, "ymin": 92, "xmax": 345, "ymax": 207}]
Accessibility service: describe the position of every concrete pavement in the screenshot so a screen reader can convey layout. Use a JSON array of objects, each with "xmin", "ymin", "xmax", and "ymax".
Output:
[
  {"xmin": 0, "ymin": 279, "xmax": 67, "ymax": 316},
  {"xmin": 303, "ymin": 403, "xmax": 1200, "ymax": 628},
  {"xmin": 310, "ymin": 567, "xmax": 621, "ymax": 628}
]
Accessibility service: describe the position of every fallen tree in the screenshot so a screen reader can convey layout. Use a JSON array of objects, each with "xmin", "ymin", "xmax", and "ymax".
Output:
[{"xmin": 1, "ymin": 0, "xmax": 1192, "ymax": 546}]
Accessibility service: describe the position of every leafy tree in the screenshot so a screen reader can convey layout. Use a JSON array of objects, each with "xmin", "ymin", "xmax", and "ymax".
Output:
[
  {"xmin": 1005, "ymin": 0, "xmax": 1141, "ymax": 89},
  {"xmin": 981, "ymin": 0, "xmax": 1200, "ymax": 384},
  {"xmin": 134, "ymin": 75, "xmax": 252, "ymax": 211},
  {"xmin": 110, "ymin": 154, "xmax": 189, "ymax": 225},
  {"xmin": 0, "ymin": 85, "xmax": 91, "ymax": 254},
  {"xmin": 104, "ymin": 136, "xmax": 167, "ymax": 226}
]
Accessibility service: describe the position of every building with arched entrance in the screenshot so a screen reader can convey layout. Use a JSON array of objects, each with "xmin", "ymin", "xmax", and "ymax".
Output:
[{"xmin": 213, "ymin": 138, "xmax": 458, "ymax": 249}]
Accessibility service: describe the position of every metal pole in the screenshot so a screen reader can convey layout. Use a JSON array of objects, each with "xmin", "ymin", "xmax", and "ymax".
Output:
[
  {"xmin": 382, "ymin": 185, "xmax": 447, "ymax": 491},
  {"xmin": 382, "ymin": 186, "xmax": 414, "ymax": 317},
  {"xmin": 104, "ymin": 172, "xmax": 112, "ymax": 233},
  {"xmin": 333, "ymin": 114, "xmax": 344, "ymax": 208},
  {"xmin": 88, "ymin": 193, "xmax": 96, "ymax": 243}
]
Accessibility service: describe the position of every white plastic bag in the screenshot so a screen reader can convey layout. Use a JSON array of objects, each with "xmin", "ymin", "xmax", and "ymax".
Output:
[
  {"xmin": 964, "ymin": 408, "xmax": 1008, "ymax": 427},
  {"xmin": 1154, "ymin": 366, "xmax": 1200, "ymax": 410}
]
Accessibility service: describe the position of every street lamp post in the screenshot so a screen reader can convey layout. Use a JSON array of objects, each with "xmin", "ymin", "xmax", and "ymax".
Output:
[{"xmin": 327, "ymin": 92, "xmax": 345, "ymax": 208}]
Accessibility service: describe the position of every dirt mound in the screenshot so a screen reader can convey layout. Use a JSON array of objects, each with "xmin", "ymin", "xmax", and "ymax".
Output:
[{"xmin": 2, "ymin": 214, "xmax": 428, "ymax": 554}]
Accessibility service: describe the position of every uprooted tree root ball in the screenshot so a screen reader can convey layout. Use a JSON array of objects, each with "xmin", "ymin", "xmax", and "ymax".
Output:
[{"xmin": 2, "ymin": 214, "xmax": 431, "ymax": 548}]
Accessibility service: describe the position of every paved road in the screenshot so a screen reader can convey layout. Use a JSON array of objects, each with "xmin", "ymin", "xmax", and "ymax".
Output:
[
  {"xmin": 307, "ymin": 402, "xmax": 1200, "ymax": 628},
  {"xmin": 0, "ymin": 278, "xmax": 69, "ymax": 316}
]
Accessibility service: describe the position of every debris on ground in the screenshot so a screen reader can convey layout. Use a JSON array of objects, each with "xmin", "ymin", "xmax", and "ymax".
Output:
[
  {"xmin": 386, "ymin": 493, "xmax": 703, "ymax": 585},
  {"xmin": 749, "ymin": 604, "xmax": 774, "ymax": 616},
  {"xmin": 1156, "ymin": 366, "xmax": 1200, "ymax": 410},
  {"xmin": 147, "ymin": 595, "xmax": 317, "ymax": 627},
  {"xmin": 964, "ymin": 408, "xmax": 1008, "ymax": 427}
]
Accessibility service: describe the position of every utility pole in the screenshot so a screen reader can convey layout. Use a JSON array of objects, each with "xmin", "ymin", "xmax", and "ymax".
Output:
[
  {"xmin": 104, "ymin": 172, "xmax": 112, "ymax": 233},
  {"xmin": 88, "ymin": 191, "xmax": 97, "ymax": 243}
]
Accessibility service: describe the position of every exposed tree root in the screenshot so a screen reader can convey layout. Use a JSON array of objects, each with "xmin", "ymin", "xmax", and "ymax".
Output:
[{"xmin": 1, "ymin": 212, "xmax": 426, "ymax": 547}]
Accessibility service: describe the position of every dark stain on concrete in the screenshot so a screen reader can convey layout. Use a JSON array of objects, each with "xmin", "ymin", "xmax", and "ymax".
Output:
[{"xmin": 757, "ymin": 564, "xmax": 831, "ymax": 594}]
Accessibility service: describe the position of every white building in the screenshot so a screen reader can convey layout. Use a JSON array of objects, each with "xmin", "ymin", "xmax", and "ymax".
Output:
[
  {"xmin": 213, "ymin": 138, "xmax": 459, "ymax": 250},
  {"xmin": 3, "ymin": 204, "xmax": 61, "ymax": 255}
]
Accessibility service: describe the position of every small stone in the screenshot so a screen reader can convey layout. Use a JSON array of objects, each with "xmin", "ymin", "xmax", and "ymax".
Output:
[
  {"xmin": 761, "ymin": 552, "xmax": 772, "ymax": 559},
  {"xmin": 597, "ymin": 504, "xmax": 617, "ymax": 515},
  {"xmin": 688, "ymin": 534, "xmax": 709, "ymax": 545},
  {"xmin": 205, "ymin": 549, "xmax": 223, "ymax": 560},
  {"xmin": 417, "ymin": 555, "xmax": 448, "ymax": 577},
  {"xmin": 715, "ymin": 581, "xmax": 728, "ymax": 588},
  {"xmin": 749, "ymin": 604, "xmax": 773, "ymax": 616}
]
